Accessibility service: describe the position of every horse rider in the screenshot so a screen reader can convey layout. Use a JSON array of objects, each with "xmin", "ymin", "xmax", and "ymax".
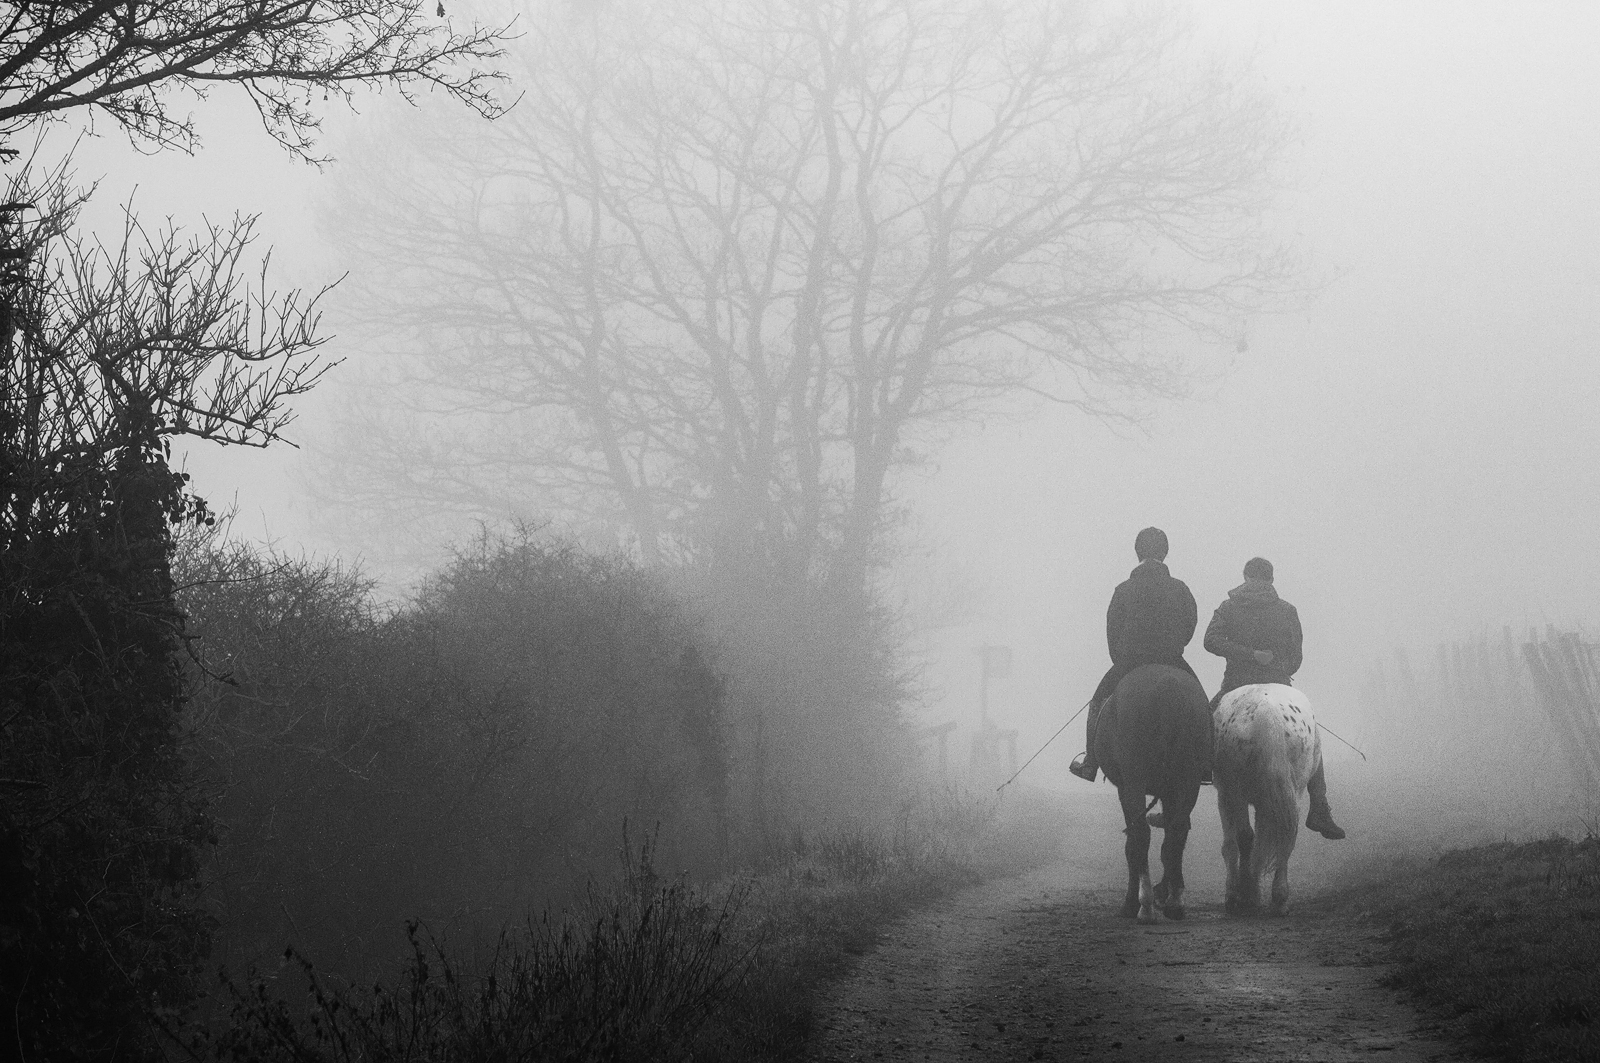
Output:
[
  {"xmin": 1069, "ymin": 527, "xmax": 1200, "ymax": 783},
  {"xmin": 1204, "ymin": 556, "xmax": 1346, "ymax": 840}
]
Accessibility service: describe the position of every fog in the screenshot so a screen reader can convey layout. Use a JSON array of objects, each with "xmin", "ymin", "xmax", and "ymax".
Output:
[
  {"xmin": 903, "ymin": 2, "xmax": 1600, "ymax": 796},
  {"xmin": 69, "ymin": 1, "xmax": 1600, "ymax": 811}
]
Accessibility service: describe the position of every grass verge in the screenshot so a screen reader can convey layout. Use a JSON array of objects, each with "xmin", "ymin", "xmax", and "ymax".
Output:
[
  {"xmin": 1309, "ymin": 835, "xmax": 1600, "ymax": 1063},
  {"xmin": 193, "ymin": 786, "xmax": 1063, "ymax": 1063}
]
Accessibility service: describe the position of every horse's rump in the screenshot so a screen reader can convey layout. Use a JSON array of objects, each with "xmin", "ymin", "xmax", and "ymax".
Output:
[
  {"xmin": 1097, "ymin": 664, "xmax": 1211, "ymax": 794},
  {"xmin": 1214, "ymin": 684, "xmax": 1321, "ymax": 877},
  {"xmin": 1214, "ymin": 685, "xmax": 1320, "ymax": 791}
]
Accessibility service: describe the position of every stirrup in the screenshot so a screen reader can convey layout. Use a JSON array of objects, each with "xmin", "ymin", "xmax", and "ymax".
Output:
[{"xmin": 1068, "ymin": 753, "xmax": 1097, "ymax": 782}]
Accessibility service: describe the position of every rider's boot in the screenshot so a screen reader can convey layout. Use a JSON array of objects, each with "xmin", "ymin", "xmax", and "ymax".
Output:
[
  {"xmin": 1068, "ymin": 752, "xmax": 1098, "ymax": 782},
  {"xmin": 1306, "ymin": 801, "xmax": 1346, "ymax": 840}
]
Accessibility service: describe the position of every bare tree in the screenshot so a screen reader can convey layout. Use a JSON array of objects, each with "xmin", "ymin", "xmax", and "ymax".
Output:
[
  {"xmin": 0, "ymin": 2, "xmax": 511, "ymax": 1052},
  {"xmin": 0, "ymin": 0, "xmax": 510, "ymax": 160},
  {"xmin": 0, "ymin": 151, "xmax": 342, "ymax": 1057},
  {"xmin": 323, "ymin": 0, "xmax": 1294, "ymax": 604},
  {"xmin": 2, "ymin": 158, "xmax": 333, "ymax": 545},
  {"xmin": 0, "ymin": 0, "xmax": 517, "ymax": 545}
]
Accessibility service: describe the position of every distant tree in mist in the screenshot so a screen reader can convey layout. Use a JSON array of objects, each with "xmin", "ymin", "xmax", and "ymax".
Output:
[{"xmin": 322, "ymin": 0, "xmax": 1296, "ymax": 603}]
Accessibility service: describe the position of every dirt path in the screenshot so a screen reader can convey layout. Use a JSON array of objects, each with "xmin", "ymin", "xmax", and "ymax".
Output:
[{"xmin": 808, "ymin": 793, "xmax": 1467, "ymax": 1063}]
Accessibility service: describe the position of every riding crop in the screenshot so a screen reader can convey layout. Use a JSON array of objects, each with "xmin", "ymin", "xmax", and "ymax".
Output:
[
  {"xmin": 1316, "ymin": 720, "xmax": 1367, "ymax": 761},
  {"xmin": 996, "ymin": 697, "xmax": 1094, "ymax": 793}
]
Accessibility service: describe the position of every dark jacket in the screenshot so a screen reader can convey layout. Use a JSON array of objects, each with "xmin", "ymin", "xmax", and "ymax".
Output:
[
  {"xmin": 1106, "ymin": 560, "xmax": 1198, "ymax": 668},
  {"xmin": 1204, "ymin": 578, "xmax": 1303, "ymax": 692}
]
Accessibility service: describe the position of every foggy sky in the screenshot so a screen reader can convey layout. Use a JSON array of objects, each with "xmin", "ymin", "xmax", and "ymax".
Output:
[
  {"xmin": 63, "ymin": 1, "xmax": 1600, "ymax": 763},
  {"xmin": 908, "ymin": 1, "xmax": 1600, "ymax": 762}
]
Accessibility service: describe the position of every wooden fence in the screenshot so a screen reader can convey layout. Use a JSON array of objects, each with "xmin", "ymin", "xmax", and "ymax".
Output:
[
  {"xmin": 1522, "ymin": 629, "xmax": 1600, "ymax": 794},
  {"xmin": 1359, "ymin": 626, "xmax": 1599, "ymax": 820}
]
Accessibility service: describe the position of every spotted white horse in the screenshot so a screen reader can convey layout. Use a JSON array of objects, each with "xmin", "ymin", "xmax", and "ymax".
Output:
[{"xmin": 1212, "ymin": 684, "xmax": 1322, "ymax": 915}]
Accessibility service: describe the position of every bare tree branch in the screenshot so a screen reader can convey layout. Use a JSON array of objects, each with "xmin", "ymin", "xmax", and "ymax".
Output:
[
  {"xmin": 1, "ymin": 156, "xmax": 335, "ymax": 547},
  {"xmin": 319, "ymin": 0, "xmax": 1300, "ymax": 598},
  {"xmin": 0, "ymin": 0, "xmax": 515, "ymax": 162}
]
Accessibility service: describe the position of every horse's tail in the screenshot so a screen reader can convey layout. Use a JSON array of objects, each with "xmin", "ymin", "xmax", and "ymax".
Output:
[{"xmin": 1250, "ymin": 715, "xmax": 1300, "ymax": 880}]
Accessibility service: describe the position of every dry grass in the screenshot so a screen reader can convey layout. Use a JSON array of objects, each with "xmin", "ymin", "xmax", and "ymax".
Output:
[
  {"xmin": 199, "ymin": 786, "xmax": 1065, "ymax": 1063},
  {"xmin": 1308, "ymin": 835, "xmax": 1600, "ymax": 1063}
]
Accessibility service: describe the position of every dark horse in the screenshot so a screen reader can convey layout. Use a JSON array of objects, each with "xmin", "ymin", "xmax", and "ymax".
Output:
[{"xmin": 1092, "ymin": 664, "xmax": 1213, "ymax": 923}]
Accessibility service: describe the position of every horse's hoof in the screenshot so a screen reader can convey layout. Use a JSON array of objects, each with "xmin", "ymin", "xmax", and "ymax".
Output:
[
  {"xmin": 1119, "ymin": 902, "xmax": 1140, "ymax": 919},
  {"xmin": 1163, "ymin": 905, "xmax": 1186, "ymax": 921},
  {"xmin": 1153, "ymin": 881, "xmax": 1170, "ymax": 905},
  {"xmin": 1267, "ymin": 903, "xmax": 1289, "ymax": 918},
  {"xmin": 1224, "ymin": 896, "xmax": 1255, "ymax": 917},
  {"xmin": 1137, "ymin": 908, "xmax": 1160, "ymax": 925}
]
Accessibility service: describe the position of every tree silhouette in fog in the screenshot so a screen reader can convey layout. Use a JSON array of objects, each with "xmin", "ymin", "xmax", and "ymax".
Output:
[
  {"xmin": 325, "ymin": 0, "xmax": 1295, "ymax": 603},
  {"xmin": 0, "ymin": 2, "xmax": 511, "ymax": 1056},
  {"xmin": 0, "ymin": 0, "xmax": 509, "ymax": 161},
  {"xmin": 0, "ymin": 155, "xmax": 333, "ymax": 1058}
]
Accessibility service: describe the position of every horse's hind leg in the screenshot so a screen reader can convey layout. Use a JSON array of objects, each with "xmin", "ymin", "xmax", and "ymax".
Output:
[
  {"xmin": 1157, "ymin": 801, "xmax": 1193, "ymax": 920},
  {"xmin": 1218, "ymin": 788, "xmax": 1241, "ymax": 911},
  {"xmin": 1269, "ymin": 859, "xmax": 1292, "ymax": 916},
  {"xmin": 1239, "ymin": 808, "xmax": 1262, "ymax": 911},
  {"xmin": 1218, "ymin": 786, "xmax": 1257, "ymax": 914},
  {"xmin": 1118, "ymin": 787, "xmax": 1157, "ymax": 923}
]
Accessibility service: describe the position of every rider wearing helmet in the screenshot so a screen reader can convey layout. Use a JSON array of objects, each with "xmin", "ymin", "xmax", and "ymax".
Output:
[
  {"xmin": 1069, "ymin": 527, "xmax": 1199, "ymax": 783},
  {"xmin": 1205, "ymin": 557, "xmax": 1346, "ymax": 840}
]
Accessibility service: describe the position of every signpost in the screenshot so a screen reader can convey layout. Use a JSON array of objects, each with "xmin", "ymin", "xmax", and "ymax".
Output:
[
  {"xmin": 971, "ymin": 644, "xmax": 1017, "ymax": 777},
  {"xmin": 977, "ymin": 644, "xmax": 1012, "ymax": 724}
]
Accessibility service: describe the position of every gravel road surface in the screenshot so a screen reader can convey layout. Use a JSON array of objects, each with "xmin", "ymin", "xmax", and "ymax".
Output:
[{"xmin": 809, "ymin": 787, "xmax": 1466, "ymax": 1063}]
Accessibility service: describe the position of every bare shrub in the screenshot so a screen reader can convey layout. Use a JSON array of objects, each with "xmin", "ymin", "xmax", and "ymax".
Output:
[
  {"xmin": 677, "ymin": 565, "xmax": 917, "ymax": 860},
  {"xmin": 212, "ymin": 835, "xmax": 750, "ymax": 1063},
  {"xmin": 180, "ymin": 530, "xmax": 728, "ymax": 982}
]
